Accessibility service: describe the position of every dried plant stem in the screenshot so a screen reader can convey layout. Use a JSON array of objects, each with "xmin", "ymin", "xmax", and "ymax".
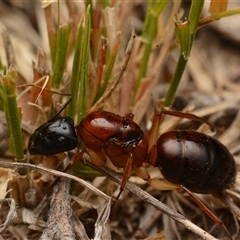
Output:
[{"xmin": 40, "ymin": 178, "xmax": 76, "ymax": 239}]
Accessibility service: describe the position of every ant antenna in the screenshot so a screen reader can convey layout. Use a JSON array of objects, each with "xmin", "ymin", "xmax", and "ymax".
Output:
[{"xmin": 48, "ymin": 96, "xmax": 72, "ymax": 122}]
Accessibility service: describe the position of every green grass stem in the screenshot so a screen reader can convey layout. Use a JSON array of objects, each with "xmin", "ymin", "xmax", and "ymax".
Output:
[
  {"xmin": 68, "ymin": 24, "xmax": 83, "ymax": 120},
  {"xmin": 163, "ymin": 0, "xmax": 204, "ymax": 107},
  {"xmin": 134, "ymin": 1, "xmax": 168, "ymax": 102},
  {"xmin": 77, "ymin": 5, "xmax": 91, "ymax": 122},
  {"xmin": 1, "ymin": 69, "xmax": 25, "ymax": 160},
  {"xmin": 51, "ymin": 23, "xmax": 70, "ymax": 89}
]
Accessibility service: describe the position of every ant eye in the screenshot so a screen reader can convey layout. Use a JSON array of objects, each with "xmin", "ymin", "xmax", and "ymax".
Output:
[{"xmin": 57, "ymin": 136, "xmax": 67, "ymax": 146}]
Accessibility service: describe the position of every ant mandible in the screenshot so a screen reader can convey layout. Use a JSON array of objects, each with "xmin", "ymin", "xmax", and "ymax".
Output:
[{"xmin": 28, "ymin": 96, "xmax": 236, "ymax": 239}]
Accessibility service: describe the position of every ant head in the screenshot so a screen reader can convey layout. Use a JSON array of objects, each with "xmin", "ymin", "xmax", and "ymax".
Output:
[
  {"xmin": 28, "ymin": 116, "xmax": 78, "ymax": 156},
  {"xmin": 28, "ymin": 96, "xmax": 78, "ymax": 156}
]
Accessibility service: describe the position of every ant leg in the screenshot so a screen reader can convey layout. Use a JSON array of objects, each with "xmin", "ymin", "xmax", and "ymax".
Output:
[
  {"xmin": 134, "ymin": 166, "xmax": 232, "ymax": 239},
  {"xmin": 87, "ymin": 149, "xmax": 107, "ymax": 167},
  {"xmin": 65, "ymin": 149, "xmax": 87, "ymax": 171},
  {"xmin": 148, "ymin": 108, "xmax": 165, "ymax": 150},
  {"xmin": 66, "ymin": 148, "xmax": 107, "ymax": 171},
  {"xmin": 182, "ymin": 186, "xmax": 232, "ymax": 239},
  {"xmin": 160, "ymin": 109, "xmax": 215, "ymax": 132},
  {"xmin": 148, "ymin": 108, "xmax": 215, "ymax": 152},
  {"xmin": 111, "ymin": 154, "xmax": 133, "ymax": 208},
  {"xmin": 134, "ymin": 164, "xmax": 180, "ymax": 191},
  {"xmin": 148, "ymin": 178, "xmax": 180, "ymax": 191},
  {"xmin": 148, "ymin": 105, "xmax": 216, "ymax": 160}
]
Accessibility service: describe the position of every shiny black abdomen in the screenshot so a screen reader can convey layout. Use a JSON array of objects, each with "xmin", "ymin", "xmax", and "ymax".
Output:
[{"xmin": 157, "ymin": 130, "xmax": 236, "ymax": 193}]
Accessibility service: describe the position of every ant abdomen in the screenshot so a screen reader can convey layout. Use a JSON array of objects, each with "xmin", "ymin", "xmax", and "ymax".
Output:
[{"xmin": 156, "ymin": 130, "xmax": 236, "ymax": 194}]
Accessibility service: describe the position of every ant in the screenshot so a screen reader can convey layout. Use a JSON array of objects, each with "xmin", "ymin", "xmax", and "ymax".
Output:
[{"xmin": 28, "ymin": 96, "xmax": 236, "ymax": 239}]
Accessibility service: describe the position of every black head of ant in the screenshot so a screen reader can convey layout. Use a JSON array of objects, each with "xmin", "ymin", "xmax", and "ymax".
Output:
[{"xmin": 28, "ymin": 96, "xmax": 78, "ymax": 156}]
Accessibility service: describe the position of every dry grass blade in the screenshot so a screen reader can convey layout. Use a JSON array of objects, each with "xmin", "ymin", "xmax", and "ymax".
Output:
[
  {"xmin": 0, "ymin": 161, "xmax": 111, "ymax": 202},
  {"xmin": 90, "ymin": 25, "xmax": 135, "ymax": 112},
  {"xmin": 0, "ymin": 198, "xmax": 17, "ymax": 233},
  {"xmin": 94, "ymin": 199, "xmax": 111, "ymax": 240},
  {"xmin": 84, "ymin": 159, "xmax": 218, "ymax": 240},
  {"xmin": 215, "ymin": 192, "xmax": 240, "ymax": 220}
]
